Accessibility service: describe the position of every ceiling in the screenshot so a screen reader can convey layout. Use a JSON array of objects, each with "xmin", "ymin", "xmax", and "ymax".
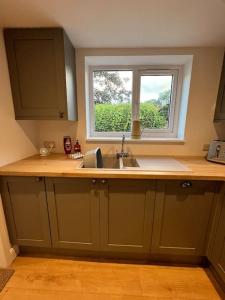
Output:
[{"xmin": 0, "ymin": 0, "xmax": 225, "ymax": 48}]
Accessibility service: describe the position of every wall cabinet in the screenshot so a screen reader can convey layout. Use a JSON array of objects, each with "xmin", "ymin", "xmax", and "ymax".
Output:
[
  {"xmin": 100, "ymin": 179, "xmax": 155, "ymax": 253},
  {"xmin": 214, "ymin": 53, "xmax": 225, "ymax": 121},
  {"xmin": 1, "ymin": 177, "xmax": 51, "ymax": 247},
  {"xmin": 46, "ymin": 178, "xmax": 100, "ymax": 250},
  {"xmin": 4, "ymin": 28, "xmax": 77, "ymax": 120},
  {"xmin": 151, "ymin": 180, "xmax": 215, "ymax": 256}
]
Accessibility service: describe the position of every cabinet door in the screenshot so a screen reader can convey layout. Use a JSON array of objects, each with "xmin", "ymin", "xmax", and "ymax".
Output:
[
  {"xmin": 211, "ymin": 197, "xmax": 225, "ymax": 283},
  {"xmin": 100, "ymin": 179, "xmax": 155, "ymax": 253},
  {"xmin": 151, "ymin": 180, "xmax": 215, "ymax": 256},
  {"xmin": 46, "ymin": 178, "xmax": 100, "ymax": 250},
  {"xmin": 1, "ymin": 177, "xmax": 51, "ymax": 247},
  {"xmin": 214, "ymin": 53, "xmax": 225, "ymax": 121},
  {"xmin": 4, "ymin": 28, "xmax": 67, "ymax": 120}
]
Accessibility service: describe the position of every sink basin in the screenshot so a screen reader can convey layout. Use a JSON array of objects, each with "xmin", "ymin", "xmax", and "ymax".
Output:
[
  {"xmin": 121, "ymin": 157, "xmax": 139, "ymax": 168},
  {"xmin": 102, "ymin": 156, "xmax": 120, "ymax": 169},
  {"xmin": 93, "ymin": 155, "xmax": 140, "ymax": 169}
]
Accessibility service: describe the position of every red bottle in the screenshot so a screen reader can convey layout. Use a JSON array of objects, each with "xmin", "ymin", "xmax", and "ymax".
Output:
[
  {"xmin": 74, "ymin": 139, "xmax": 81, "ymax": 154},
  {"xmin": 63, "ymin": 136, "xmax": 72, "ymax": 154}
]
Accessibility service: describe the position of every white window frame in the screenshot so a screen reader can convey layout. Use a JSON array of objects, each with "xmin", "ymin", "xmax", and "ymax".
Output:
[{"xmin": 87, "ymin": 65, "xmax": 183, "ymax": 139}]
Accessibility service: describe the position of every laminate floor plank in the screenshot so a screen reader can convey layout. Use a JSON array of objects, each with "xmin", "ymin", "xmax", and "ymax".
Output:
[{"xmin": 0, "ymin": 257, "xmax": 221, "ymax": 300}]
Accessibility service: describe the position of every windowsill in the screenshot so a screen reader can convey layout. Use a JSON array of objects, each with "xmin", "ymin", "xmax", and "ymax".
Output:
[{"xmin": 86, "ymin": 137, "xmax": 185, "ymax": 144}]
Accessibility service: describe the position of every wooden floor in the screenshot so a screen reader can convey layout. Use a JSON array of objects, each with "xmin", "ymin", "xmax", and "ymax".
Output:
[{"xmin": 0, "ymin": 256, "xmax": 221, "ymax": 300}]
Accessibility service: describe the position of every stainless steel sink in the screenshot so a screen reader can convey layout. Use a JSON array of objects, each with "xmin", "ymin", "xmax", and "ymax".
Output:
[
  {"xmin": 82, "ymin": 154, "xmax": 190, "ymax": 172},
  {"xmin": 102, "ymin": 156, "xmax": 120, "ymax": 169},
  {"xmin": 121, "ymin": 157, "xmax": 139, "ymax": 168},
  {"xmin": 98, "ymin": 155, "xmax": 139, "ymax": 169}
]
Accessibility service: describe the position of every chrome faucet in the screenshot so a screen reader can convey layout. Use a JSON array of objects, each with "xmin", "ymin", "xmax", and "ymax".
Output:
[{"xmin": 116, "ymin": 134, "xmax": 129, "ymax": 158}]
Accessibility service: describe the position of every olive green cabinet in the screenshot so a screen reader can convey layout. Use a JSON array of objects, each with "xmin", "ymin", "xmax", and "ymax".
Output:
[
  {"xmin": 0, "ymin": 176, "xmax": 217, "ymax": 259},
  {"xmin": 100, "ymin": 179, "xmax": 155, "ymax": 253},
  {"xmin": 151, "ymin": 180, "xmax": 215, "ymax": 256},
  {"xmin": 214, "ymin": 53, "xmax": 225, "ymax": 121},
  {"xmin": 46, "ymin": 178, "xmax": 100, "ymax": 250},
  {"xmin": 1, "ymin": 177, "xmax": 51, "ymax": 247},
  {"xmin": 210, "ymin": 192, "xmax": 225, "ymax": 284},
  {"xmin": 4, "ymin": 28, "xmax": 77, "ymax": 120},
  {"xmin": 46, "ymin": 178, "xmax": 155, "ymax": 254}
]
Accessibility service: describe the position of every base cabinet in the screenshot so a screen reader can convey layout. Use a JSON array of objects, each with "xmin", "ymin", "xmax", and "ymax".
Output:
[
  {"xmin": 1, "ymin": 177, "xmax": 51, "ymax": 247},
  {"xmin": 151, "ymin": 180, "xmax": 215, "ymax": 256},
  {"xmin": 0, "ymin": 176, "xmax": 217, "ymax": 260},
  {"xmin": 46, "ymin": 178, "xmax": 155, "ymax": 254},
  {"xmin": 100, "ymin": 179, "xmax": 155, "ymax": 253},
  {"xmin": 46, "ymin": 178, "xmax": 100, "ymax": 250},
  {"xmin": 210, "ymin": 193, "xmax": 225, "ymax": 284}
]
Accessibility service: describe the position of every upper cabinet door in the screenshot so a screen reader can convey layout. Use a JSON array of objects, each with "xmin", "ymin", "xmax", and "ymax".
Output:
[
  {"xmin": 100, "ymin": 179, "xmax": 155, "ymax": 254},
  {"xmin": 46, "ymin": 178, "xmax": 100, "ymax": 251},
  {"xmin": 1, "ymin": 176, "xmax": 51, "ymax": 247},
  {"xmin": 214, "ymin": 53, "xmax": 225, "ymax": 121},
  {"xmin": 4, "ymin": 28, "xmax": 77, "ymax": 120},
  {"xmin": 151, "ymin": 180, "xmax": 215, "ymax": 256}
]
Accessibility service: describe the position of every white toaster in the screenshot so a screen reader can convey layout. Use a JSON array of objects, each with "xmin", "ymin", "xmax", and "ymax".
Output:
[{"xmin": 207, "ymin": 140, "xmax": 225, "ymax": 164}]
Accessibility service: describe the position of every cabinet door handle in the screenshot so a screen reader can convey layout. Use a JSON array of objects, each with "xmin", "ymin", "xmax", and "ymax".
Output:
[
  {"xmin": 101, "ymin": 179, "xmax": 107, "ymax": 184},
  {"xmin": 181, "ymin": 181, "xmax": 192, "ymax": 188},
  {"xmin": 58, "ymin": 111, "xmax": 64, "ymax": 119},
  {"xmin": 92, "ymin": 179, "xmax": 97, "ymax": 184},
  {"xmin": 36, "ymin": 177, "xmax": 42, "ymax": 182}
]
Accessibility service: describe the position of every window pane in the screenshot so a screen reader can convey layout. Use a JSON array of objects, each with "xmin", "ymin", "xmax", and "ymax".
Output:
[
  {"xmin": 140, "ymin": 75, "xmax": 173, "ymax": 129},
  {"xmin": 93, "ymin": 70, "xmax": 132, "ymax": 132}
]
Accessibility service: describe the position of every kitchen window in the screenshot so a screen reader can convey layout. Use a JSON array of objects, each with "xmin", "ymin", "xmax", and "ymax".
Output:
[{"xmin": 86, "ymin": 59, "xmax": 192, "ymax": 141}]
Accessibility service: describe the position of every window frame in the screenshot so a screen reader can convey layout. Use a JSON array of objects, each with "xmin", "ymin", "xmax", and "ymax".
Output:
[
  {"xmin": 137, "ymin": 69, "xmax": 179, "ymax": 138},
  {"xmin": 87, "ymin": 65, "xmax": 183, "ymax": 139}
]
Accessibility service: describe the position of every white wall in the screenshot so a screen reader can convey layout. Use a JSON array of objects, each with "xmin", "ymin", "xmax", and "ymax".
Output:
[
  {"xmin": 38, "ymin": 121, "xmax": 77, "ymax": 151},
  {"xmin": 39, "ymin": 47, "xmax": 225, "ymax": 155},
  {"xmin": 0, "ymin": 29, "xmax": 38, "ymax": 267}
]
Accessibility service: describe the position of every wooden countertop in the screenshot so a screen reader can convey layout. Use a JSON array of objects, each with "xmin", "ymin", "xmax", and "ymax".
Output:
[{"xmin": 0, "ymin": 153, "xmax": 225, "ymax": 181}]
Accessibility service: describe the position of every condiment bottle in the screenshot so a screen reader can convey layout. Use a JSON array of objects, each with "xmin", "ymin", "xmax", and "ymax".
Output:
[
  {"xmin": 63, "ymin": 136, "xmax": 72, "ymax": 154},
  {"xmin": 74, "ymin": 139, "xmax": 81, "ymax": 154}
]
